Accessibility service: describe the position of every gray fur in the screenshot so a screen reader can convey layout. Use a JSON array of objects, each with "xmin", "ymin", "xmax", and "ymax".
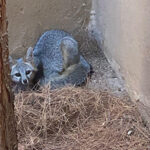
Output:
[
  {"xmin": 33, "ymin": 30, "xmax": 91, "ymax": 88},
  {"xmin": 10, "ymin": 48, "xmax": 36, "ymax": 90}
]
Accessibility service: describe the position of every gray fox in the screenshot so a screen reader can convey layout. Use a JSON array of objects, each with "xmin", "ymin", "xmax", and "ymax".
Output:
[
  {"xmin": 9, "ymin": 47, "xmax": 37, "ymax": 92},
  {"xmin": 10, "ymin": 30, "xmax": 92, "ymax": 90}
]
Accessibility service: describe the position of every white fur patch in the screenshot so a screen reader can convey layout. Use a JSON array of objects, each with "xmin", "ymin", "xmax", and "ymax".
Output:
[{"xmin": 25, "ymin": 62, "xmax": 34, "ymax": 70}]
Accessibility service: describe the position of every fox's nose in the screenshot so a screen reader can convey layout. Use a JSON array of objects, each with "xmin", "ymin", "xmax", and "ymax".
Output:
[{"xmin": 23, "ymin": 79, "xmax": 28, "ymax": 84}]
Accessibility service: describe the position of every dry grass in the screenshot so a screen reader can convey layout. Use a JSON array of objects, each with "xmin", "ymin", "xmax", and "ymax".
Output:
[{"xmin": 15, "ymin": 86, "xmax": 150, "ymax": 150}]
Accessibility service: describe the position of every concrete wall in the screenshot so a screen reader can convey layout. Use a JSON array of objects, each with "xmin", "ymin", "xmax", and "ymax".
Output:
[
  {"xmin": 91, "ymin": 0, "xmax": 150, "ymax": 123},
  {"xmin": 7, "ymin": 0, "xmax": 91, "ymax": 58}
]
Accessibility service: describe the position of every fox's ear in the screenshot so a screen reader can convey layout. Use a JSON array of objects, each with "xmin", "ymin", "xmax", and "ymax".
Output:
[
  {"xmin": 26, "ymin": 47, "xmax": 33, "ymax": 62},
  {"xmin": 9, "ymin": 56, "xmax": 16, "ymax": 68}
]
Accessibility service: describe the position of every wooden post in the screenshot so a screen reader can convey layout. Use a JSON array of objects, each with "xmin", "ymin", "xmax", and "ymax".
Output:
[{"xmin": 0, "ymin": 0, "xmax": 18, "ymax": 149}]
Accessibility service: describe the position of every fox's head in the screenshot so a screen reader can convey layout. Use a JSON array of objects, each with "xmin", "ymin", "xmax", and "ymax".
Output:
[{"xmin": 9, "ymin": 47, "xmax": 37, "ymax": 85}]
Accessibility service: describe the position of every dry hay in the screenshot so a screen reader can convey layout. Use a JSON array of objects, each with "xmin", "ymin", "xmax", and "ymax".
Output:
[{"xmin": 15, "ymin": 86, "xmax": 150, "ymax": 150}]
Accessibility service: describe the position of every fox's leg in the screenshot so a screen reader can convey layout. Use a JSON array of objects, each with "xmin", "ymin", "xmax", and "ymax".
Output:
[{"xmin": 60, "ymin": 36, "xmax": 79, "ymax": 74}]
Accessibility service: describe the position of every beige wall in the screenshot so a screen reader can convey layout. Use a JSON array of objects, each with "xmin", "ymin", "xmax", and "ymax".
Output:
[
  {"xmin": 7, "ymin": 0, "xmax": 91, "ymax": 58},
  {"xmin": 91, "ymin": 0, "xmax": 150, "ymax": 123}
]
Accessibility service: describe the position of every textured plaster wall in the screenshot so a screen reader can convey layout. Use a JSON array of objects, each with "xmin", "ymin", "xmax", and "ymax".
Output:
[
  {"xmin": 91, "ymin": 0, "xmax": 150, "ymax": 123},
  {"xmin": 7, "ymin": 0, "xmax": 91, "ymax": 58}
]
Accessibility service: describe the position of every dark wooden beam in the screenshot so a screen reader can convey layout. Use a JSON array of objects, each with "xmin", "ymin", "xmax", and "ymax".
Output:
[{"xmin": 0, "ymin": 0, "xmax": 18, "ymax": 149}]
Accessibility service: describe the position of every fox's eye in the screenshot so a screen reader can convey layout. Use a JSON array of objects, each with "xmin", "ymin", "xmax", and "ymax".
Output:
[
  {"xmin": 26, "ymin": 70, "xmax": 31, "ymax": 75},
  {"xmin": 15, "ymin": 73, "xmax": 21, "ymax": 77}
]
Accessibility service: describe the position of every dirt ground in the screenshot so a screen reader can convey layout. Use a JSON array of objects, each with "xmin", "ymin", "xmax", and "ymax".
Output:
[{"xmin": 75, "ymin": 32, "xmax": 129, "ymax": 98}]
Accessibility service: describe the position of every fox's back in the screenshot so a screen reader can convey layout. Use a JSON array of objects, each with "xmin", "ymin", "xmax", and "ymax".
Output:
[
  {"xmin": 33, "ymin": 30, "xmax": 71, "ymax": 75},
  {"xmin": 32, "ymin": 30, "xmax": 91, "ymax": 86}
]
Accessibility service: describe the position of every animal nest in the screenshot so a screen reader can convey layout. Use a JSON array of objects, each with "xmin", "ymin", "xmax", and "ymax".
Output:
[{"xmin": 15, "ymin": 87, "xmax": 150, "ymax": 150}]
